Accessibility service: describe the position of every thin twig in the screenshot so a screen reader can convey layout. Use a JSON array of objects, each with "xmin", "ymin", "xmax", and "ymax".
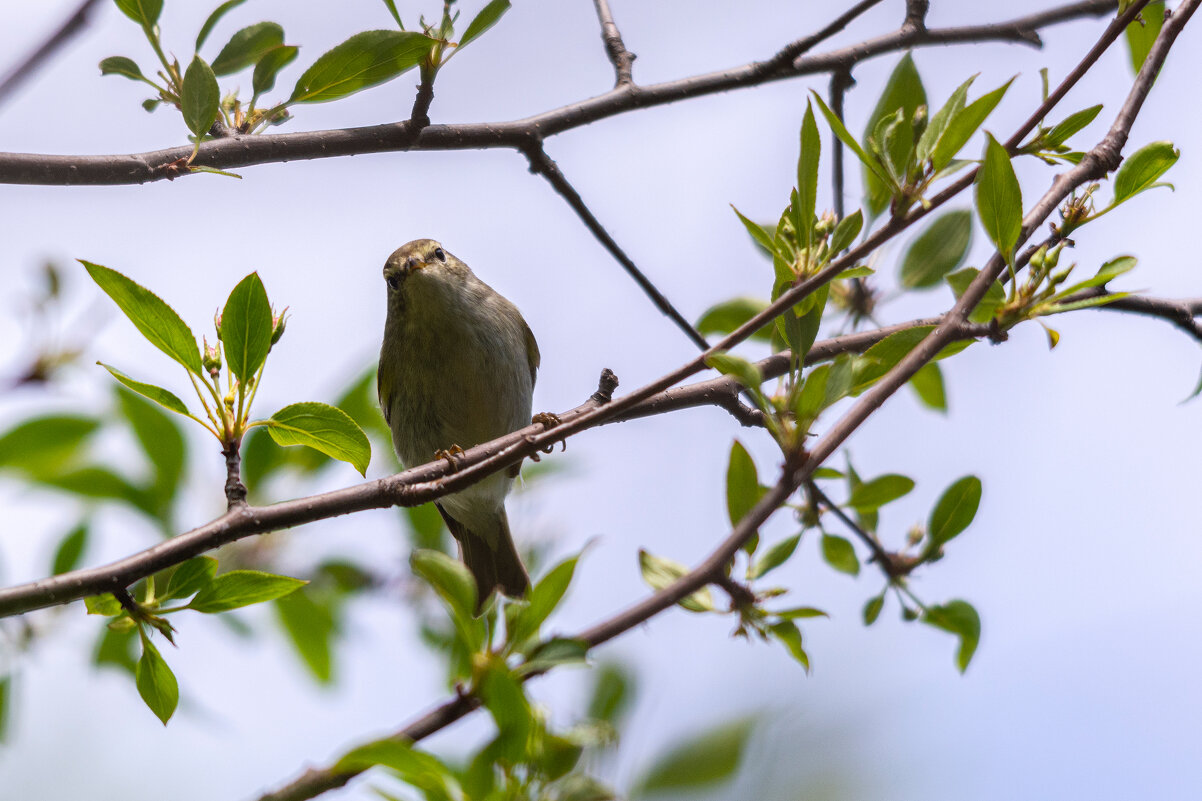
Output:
[
  {"xmin": 0, "ymin": 0, "xmax": 104, "ymax": 107},
  {"xmin": 592, "ymin": 0, "xmax": 635, "ymax": 86},
  {"xmin": 808, "ymin": 482, "xmax": 911, "ymax": 578},
  {"xmin": 1069, "ymin": 289, "xmax": 1202, "ymax": 341}
]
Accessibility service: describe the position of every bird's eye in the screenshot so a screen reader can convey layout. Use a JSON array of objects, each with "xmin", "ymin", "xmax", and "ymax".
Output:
[
  {"xmin": 434, "ymin": 248, "xmax": 446, "ymax": 262},
  {"xmin": 387, "ymin": 274, "xmax": 400, "ymax": 290}
]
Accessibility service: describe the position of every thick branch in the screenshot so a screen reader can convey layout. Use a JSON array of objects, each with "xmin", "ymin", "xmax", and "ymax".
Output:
[
  {"xmin": 0, "ymin": 0, "xmax": 104, "ymax": 107},
  {"xmin": 0, "ymin": 0, "xmax": 1116, "ymax": 185},
  {"xmin": 1086, "ymin": 291, "xmax": 1202, "ymax": 341},
  {"xmin": 591, "ymin": 0, "xmax": 635, "ymax": 86}
]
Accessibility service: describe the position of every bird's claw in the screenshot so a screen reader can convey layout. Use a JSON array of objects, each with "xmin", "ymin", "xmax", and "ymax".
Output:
[
  {"xmin": 531, "ymin": 412, "xmax": 566, "ymax": 454},
  {"xmin": 434, "ymin": 444, "xmax": 465, "ymax": 471}
]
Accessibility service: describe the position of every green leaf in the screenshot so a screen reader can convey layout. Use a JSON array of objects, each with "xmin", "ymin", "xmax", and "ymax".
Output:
[
  {"xmin": 946, "ymin": 267, "xmax": 1006, "ymax": 324},
  {"xmin": 705, "ymin": 353, "xmax": 763, "ymax": 394},
  {"xmin": 99, "ymin": 56, "xmax": 145, "ymax": 81},
  {"xmin": 748, "ymin": 533, "xmax": 800, "ymax": 579},
  {"xmin": 459, "ymin": 0, "xmax": 512, "ymax": 49},
  {"xmin": 479, "ymin": 663, "xmax": 534, "ymax": 763},
  {"xmin": 81, "ymin": 261, "xmax": 202, "ymax": 375},
  {"xmin": 847, "ymin": 473, "xmax": 914, "ymax": 511},
  {"xmin": 336, "ymin": 739, "xmax": 461, "ymax": 797},
  {"xmin": 276, "ymin": 588, "xmax": 337, "ymax": 683},
  {"xmin": 587, "ymin": 663, "xmax": 633, "ymax": 726},
  {"xmin": 116, "ymin": 386, "xmax": 186, "ymax": 514},
  {"xmin": 1043, "ymin": 104, "xmax": 1103, "ymax": 149},
  {"xmin": 923, "ymin": 599, "xmax": 981, "ymax": 672},
  {"xmin": 863, "ymin": 592, "xmax": 885, "ymax": 625},
  {"xmin": 725, "ymin": 440, "xmax": 762, "ymax": 529},
  {"xmin": 252, "ymin": 45, "xmax": 299, "ymax": 97},
  {"xmin": 0, "ymin": 414, "xmax": 99, "ymax": 476},
  {"xmin": 195, "ymin": 0, "xmax": 248, "ymax": 50},
  {"xmin": 773, "ymin": 605, "xmax": 828, "ymax": 620},
  {"xmin": 928, "ymin": 475, "xmax": 982, "ymax": 545},
  {"xmin": 39, "ymin": 467, "xmax": 147, "ymax": 510},
  {"xmin": 163, "ymin": 556, "xmax": 218, "ymax": 600},
  {"xmin": 899, "ymin": 210, "xmax": 973, "ymax": 289},
  {"xmin": 768, "ymin": 620, "xmax": 810, "ymax": 671},
  {"xmin": 1113, "ymin": 140, "xmax": 1179, "ymax": 204},
  {"xmin": 1056, "ymin": 255, "xmax": 1137, "ymax": 297},
  {"xmin": 264, "ymin": 402, "xmax": 371, "ymax": 476},
  {"xmin": 794, "ymin": 363, "xmax": 830, "ymax": 425},
  {"xmin": 289, "ymin": 30, "xmax": 435, "ymax": 104},
  {"xmin": 931, "ymin": 77, "xmax": 1013, "ymax": 172},
  {"xmin": 851, "ymin": 326, "xmax": 934, "ymax": 393},
  {"xmin": 410, "ymin": 549, "xmax": 478, "ymax": 631},
  {"xmin": 51, "ymin": 522, "xmax": 89, "ymax": 575},
  {"xmin": 508, "ymin": 553, "xmax": 579, "ymax": 645},
  {"xmin": 828, "ymin": 209, "xmax": 863, "ymax": 255},
  {"xmin": 635, "ymin": 718, "xmax": 753, "ymax": 795},
  {"xmin": 86, "ymin": 593, "xmax": 122, "ymax": 616},
  {"xmin": 521, "ymin": 636, "xmax": 589, "ymax": 674},
  {"xmin": 731, "ymin": 206, "xmax": 778, "ymax": 258},
  {"xmin": 0, "ymin": 675, "xmax": 9, "ymax": 744},
  {"xmin": 811, "ymin": 90, "xmax": 891, "ymax": 187},
  {"xmin": 182, "ymin": 55, "xmax": 220, "ymax": 137},
  {"xmin": 862, "ymin": 53, "xmax": 926, "ymax": 217},
  {"xmin": 916, "ymin": 75, "xmax": 974, "ymax": 166},
  {"xmin": 909, "ymin": 362, "xmax": 947, "ymax": 412},
  {"xmin": 136, "ymin": 637, "xmax": 178, "ymax": 725},
  {"xmin": 638, "ymin": 549, "xmax": 714, "ymax": 613},
  {"xmin": 222, "ymin": 272, "xmax": 274, "ymax": 382},
  {"xmin": 695, "ymin": 297, "xmax": 773, "ymax": 342},
  {"xmin": 1125, "ymin": 1, "xmax": 1165, "ymax": 74},
  {"xmin": 797, "ymin": 101, "xmax": 820, "ymax": 247},
  {"xmin": 379, "ymin": 0, "xmax": 404, "ymax": 28},
  {"xmin": 99, "ymin": 364, "xmax": 190, "ymax": 416},
  {"xmin": 975, "ymin": 133, "xmax": 1023, "ymax": 256},
  {"xmin": 211, "ymin": 22, "xmax": 284, "ymax": 75},
  {"xmin": 115, "ymin": 0, "xmax": 163, "ymax": 27},
  {"xmin": 189, "ymin": 569, "xmax": 306, "ymax": 612},
  {"xmin": 820, "ymin": 533, "xmax": 860, "ymax": 576}
]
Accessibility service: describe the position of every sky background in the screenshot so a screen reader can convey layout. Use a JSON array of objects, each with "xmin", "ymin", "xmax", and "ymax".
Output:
[{"xmin": 0, "ymin": 1, "xmax": 1200, "ymax": 799}]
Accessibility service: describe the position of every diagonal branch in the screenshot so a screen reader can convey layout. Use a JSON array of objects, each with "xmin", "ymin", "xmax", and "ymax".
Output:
[
  {"xmin": 0, "ymin": 0, "xmax": 1117, "ymax": 185},
  {"xmin": 0, "ymin": 0, "xmax": 104, "ymax": 107},
  {"xmin": 591, "ymin": 0, "xmax": 635, "ymax": 86}
]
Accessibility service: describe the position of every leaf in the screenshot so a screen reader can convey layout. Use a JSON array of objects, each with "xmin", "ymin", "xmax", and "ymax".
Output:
[
  {"xmin": 116, "ymin": 386, "xmax": 186, "ymax": 514},
  {"xmin": 899, "ymin": 210, "xmax": 973, "ymax": 289},
  {"xmin": 136, "ymin": 637, "xmax": 178, "ymax": 725},
  {"xmin": 946, "ymin": 267, "xmax": 1006, "ymax": 324},
  {"xmin": 99, "ymin": 56, "xmax": 145, "ymax": 81},
  {"xmin": 196, "ymin": 0, "xmax": 248, "ymax": 50},
  {"xmin": 86, "ymin": 593, "xmax": 122, "ymax": 616},
  {"xmin": 862, "ymin": 53, "xmax": 926, "ymax": 217},
  {"xmin": 0, "ymin": 675, "xmax": 9, "ymax": 744},
  {"xmin": 811, "ymin": 90, "xmax": 891, "ymax": 188},
  {"xmin": 521, "ymin": 636, "xmax": 589, "ymax": 673},
  {"xmin": 99, "ymin": 364, "xmax": 190, "ymax": 416},
  {"xmin": 768, "ymin": 620, "xmax": 810, "ymax": 671},
  {"xmin": 638, "ymin": 550, "xmax": 714, "ymax": 613},
  {"xmin": 264, "ymin": 402, "xmax": 371, "ymax": 476},
  {"xmin": 975, "ymin": 133, "xmax": 1023, "ymax": 256},
  {"xmin": 1043, "ymin": 104, "xmax": 1103, "ymax": 149},
  {"xmin": 705, "ymin": 353, "xmax": 763, "ymax": 394},
  {"xmin": 1113, "ymin": 140, "xmax": 1179, "ymax": 204},
  {"xmin": 797, "ymin": 101, "xmax": 820, "ymax": 247},
  {"xmin": 410, "ymin": 549, "xmax": 478, "ymax": 630},
  {"xmin": 479, "ymin": 663, "xmax": 534, "ymax": 763},
  {"xmin": 725, "ymin": 440, "xmax": 762, "ymax": 529},
  {"xmin": 336, "ymin": 739, "xmax": 461, "ymax": 797},
  {"xmin": 773, "ymin": 606, "xmax": 828, "ymax": 619},
  {"xmin": 163, "ymin": 556, "xmax": 218, "ymax": 600},
  {"xmin": 114, "ymin": 0, "xmax": 163, "ymax": 27},
  {"xmin": 51, "ymin": 523, "xmax": 89, "ymax": 575},
  {"xmin": 634, "ymin": 718, "xmax": 754, "ymax": 795},
  {"xmin": 222, "ymin": 272, "xmax": 274, "ymax": 382},
  {"xmin": 0, "ymin": 414, "xmax": 99, "ymax": 476},
  {"xmin": 851, "ymin": 326, "xmax": 934, "ymax": 393},
  {"xmin": 81, "ymin": 261, "xmax": 202, "ymax": 375},
  {"xmin": 1056, "ymin": 255, "xmax": 1137, "ymax": 297},
  {"xmin": 828, "ymin": 209, "xmax": 863, "ymax": 255},
  {"xmin": 276, "ymin": 588, "xmax": 337, "ymax": 683},
  {"xmin": 909, "ymin": 362, "xmax": 947, "ymax": 412},
  {"xmin": 847, "ymin": 474, "xmax": 914, "ymax": 511},
  {"xmin": 1125, "ymin": 1, "xmax": 1165, "ymax": 74},
  {"xmin": 379, "ymin": 0, "xmax": 404, "ymax": 28},
  {"xmin": 731, "ymin": 206, "xmax": 778, "ymax": 257},
  {"xmin": 923, "ymin": 599, "xmax": 981, "ymax": 672},
  {"xmin": 820, "ymin": 533, "xmax": 860, "ymax": 576},
  {"xmin": 928, "ymin": 476, "xmax": 982, "ymax": 546},
  {"xmin": 863, "ymin": 592, "xmax": 885, "ymax": 625},
  {"xmin": 252, "ymin": 45, "xmax": 299, "ymax": 97},
  {"xmin": 748, "ymin": 533, "xmax": 800, "ymax": 579},
  {"xmin": 289, "ymin": 30, "xmax": 435, "ymax": 104},
  {"xmin": 188, "ymin": 569, "xmax": 306, "ymax": 612},
  {"xmin": 695, "ymin": 297, "xmax": 773, "ymax": 342},
  {"xmin": 794, "ymin": 363, "xmax": 830, "ymax": 424},
  {"xmin": 40, "ymin": 467, "xmax": 147, "ymax": 510},
  {"xmin": 916, "ymin": 75, "xmax": 974, "ymax": 166},
  {"xmin": 459, "ymin": 0, "xmax": 512, "ymax": 49},
  {"xmin": 211, "ymin": 22, "xmax": 284, "ymax": 76},
  {"xmin": 508, "ymin": 553, "xmax": 579, "ymax": 645},
  {"xmin": 587, "ymin": 663, "xmax": 633, "ymax": 726},
  {"xmin": 182, "ymin": 55, "xmax": 220, "ymax": 137},
  {"xmin": 931, "ymin": 77, "xmax": 1014, "ymax": 172}
]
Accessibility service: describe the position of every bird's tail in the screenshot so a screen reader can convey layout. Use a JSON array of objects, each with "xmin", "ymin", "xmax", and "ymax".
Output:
[{"xmin": 436, "ymin": 503, "xmax": 529, "ymax": 614}]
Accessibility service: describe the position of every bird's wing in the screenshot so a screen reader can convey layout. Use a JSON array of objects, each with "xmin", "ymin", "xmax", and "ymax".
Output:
[
  {"xmin": 523, "ymin": 321, "xmax": 541, "ymax": 389},
  {"xmin": 377, "ymin": 359, "xmax": 394, "ymax": 427}
]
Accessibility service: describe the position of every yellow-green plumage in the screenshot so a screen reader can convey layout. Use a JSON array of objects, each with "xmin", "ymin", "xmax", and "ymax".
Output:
[{"xmin": 378, "ymin": 239, "xmax": 537, "ymax": 610}]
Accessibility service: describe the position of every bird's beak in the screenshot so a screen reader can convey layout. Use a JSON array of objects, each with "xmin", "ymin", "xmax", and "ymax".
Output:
[{"xmin": 403, "ymin": 257, "xmax": 429, "ymax": 275}]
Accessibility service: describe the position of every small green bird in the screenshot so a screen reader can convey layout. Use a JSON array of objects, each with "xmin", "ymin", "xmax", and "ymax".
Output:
[{"xmin": 378, "ymin": 238, "xmax": 537, "ymax": 610}]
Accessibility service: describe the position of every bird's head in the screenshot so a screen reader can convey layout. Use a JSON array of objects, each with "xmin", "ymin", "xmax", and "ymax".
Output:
[{"xmin": 383, "ymin": 238, "xmax": 467, "ymax": 293}]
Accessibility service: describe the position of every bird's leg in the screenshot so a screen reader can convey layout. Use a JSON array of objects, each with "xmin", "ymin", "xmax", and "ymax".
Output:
[
  {"xmin": 531, "ymin": 411, "xmax": 565, "ymax": 453},
  {"xmin": 434, "ymin": 444, "xmax": 465, "ymax": 471}
]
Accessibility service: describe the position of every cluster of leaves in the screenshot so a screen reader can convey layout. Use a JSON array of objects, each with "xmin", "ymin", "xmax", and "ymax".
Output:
[{"xmin": 100, "ymin": 0, "xmax": 510, "ymax": 163}]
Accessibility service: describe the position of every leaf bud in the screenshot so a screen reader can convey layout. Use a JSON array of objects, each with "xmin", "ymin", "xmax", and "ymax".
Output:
[{"xmin": 270, "ymin": 307, "xmax": 289, "ymax": 346}]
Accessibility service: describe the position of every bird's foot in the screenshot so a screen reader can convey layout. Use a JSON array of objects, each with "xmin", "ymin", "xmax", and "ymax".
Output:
[
  {"xmin": 531, "ymin": 411, "xmax": 565, "ymax": 454},
  {"xmin": 434, "ymin": 444, "xmax": 465, "ymax": 471}
]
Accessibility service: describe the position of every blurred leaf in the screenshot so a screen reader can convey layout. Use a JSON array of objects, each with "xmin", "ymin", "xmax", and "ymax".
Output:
[
  {"xmin": 975, "ymin": 133, "xmax": 1022, "ymax": 256},
  {"xmin": 40, "ymin": 467, "xmax": 148, "ymax": 511},
  {"xmin": 99, "ymin": 56, "xmax": 145, "ymax": 81},
  {"xmin": 774, "ymin": 606, "xmax": 827, "ymax": 619},
  {"xmin": 0, "ymin": 675, "xmax": 9, "ymax": 744},
  {"xmin": 101, "ymin": 364, "xmax": 190, "ymax": 416},
  {"xmin": 696, "ymin": 297, "xmax": 773, "ymax": 342},
  {"xmin": 163, "ymin": 556, "xmax": 218, "ymax": 600},
  {"xmin": 136, "ymin": 637, "xmax": 178, "ymax": 725},
  {"xmin": 748, "ymin": 533, "xmax": 800, "ymax": 580},
  {"xmin": 909, "ymin": 362, "xmax": 947, "ymax": 412},
  {"xmin": 189, "ymin": 569, "xmax": 306, "ymax": 612},
  {"xmin": 509, "ymin": 553, "xmax": 579, "ymax": 645},
  {"xmin": 848, "ymin": 473, "xmax": 914, "ymax": 511},
  {"xmin": 211, "ymin": 22, "xmax": 284, "ymax": 75},
  {"xmin": 222, "ymin": 272, "xmax": 274, "ymax": 382},
  {"xmin": 923, "ymin": 599, "xmax": 981, "ymax": 672},
  {"xmin": 931, "ymin": 77, "xmax": 1013, "ymax": 172},
  {"xmin": 459, "ymin": 0, "xmax": 512, "ymax": 49},
  {"xmin": 51, "ymin": 522, "xmax": 89, "ymax": 575},
  {"xmin": 479, "ymin": 663, "xmax": 534, "ymax": 763},
  {"xmin": 820, "ymin": 533, "xmax": 860, "ymax": 576},
  {"xmin": 94, "ymin": 625, "xmax": 138, "ymax": 673},
  {"xmin": 252, "ymin": 45, "xmax": 299, "ymax": 97},
  {"xmin": 195, "ymin": 0, "xmax": 247, "ymax": 50},
  {"xmin": 0, "ymin": 415, "xmax": 98, "ymax": 476},
  {"xmin": 406, "ymin": 503, "xmax": 447, "ymax": 551},
  {"xmin": 555, "ymin": 774, "xmax": 619, "ymax": 801},
  {"xmin": 276, "ymin": 588, "xmax": 337, "ymax": 684},
  {"xmin": 726, "ymin": 440, "xmax": 763, "ymax": 531},
  {"xmin": 634, "ymin": 718, "xmax": 754, "ymax": 796},
  {"xmin": 638, "ymin": 550, "xmax": 714, "ymax": 613},
  {"xmin": 86, "ymin": 593, "xmax": 122, "ymax": 616},
  {"xmin": 411, "ymin": 549, "xmax": 484, "ymax": 652},
  {"xmin": 289, "ymin": 30, "xmax": 435, "ymax": 104},
  {"xmin": 182, "ymin": 55, "xmax": 220, "ymax": 137},
  {"xmin": 115, "ymin": 0, "xmax": 162, "ymax": 27},
  {"xmin": 1113, "ymin": 140, "xmax": 1178, "ymax": 204},
  {"xmin": 851, "ymin": 326, "xmax": 933, "ymax": 393},
  {"xmin": 116, "ymin": 387, "xmax": 186, "ymax": 515},
  {"xmin": 946, "ymin": 268, "xmax": 1005, "ymax": 324},
  {"xmin": 332, "ymin": 365, "xmax": 391, "ymax": 441},
  {"xmin": 863, "ymin": 592, "xmax": 885, "ymax": 625},
  {"xmin": 768, "ymin": 620, "xmax": 809, "ymax": 671},
  {"xmin": 81, "ymin": 261, "xmax": 202, "ymax": 375},
  {"xmin": 1043, "ymin": 104, "xmax": 1103, "ymax": 149},
  {"xmin": 587, "ymin": 662, "xmax": 633, "ymax": 726},
  {"xmin": 899, "ymin": 210, "xmax": 973, "ymax": 289},
  {"xmin": 862, "ymin": 53, "xmax": 926, "ymax": 217},
  {"xmin": 928, "ymin": 475, "xmax": 982, "ymax": 546},
  {"xmin": 522, "ymin": 637, "xmax": 589, "ymax": 673},
  {"xmin": 1125, "ymin": 1, "xmax": 1165, "ymax": 74},
  {"xmin": 264, "ymin": 402, "xmax": 370, "ymax": 476},
  {"xmin": 336, "ymin": 738, "xmax": 462, "ymax": 797},
  {"xmin": 705, "ymin": 353, "xmax": 763, "ymax": 395},
  {"xmin": 797, "ymin": 101, "xmax": 820, "ymax": 247}
]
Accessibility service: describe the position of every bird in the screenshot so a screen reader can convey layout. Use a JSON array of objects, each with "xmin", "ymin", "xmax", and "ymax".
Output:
[{"xmin": 377, "ymin": 238, "xmax": 540, "ymax": 612}]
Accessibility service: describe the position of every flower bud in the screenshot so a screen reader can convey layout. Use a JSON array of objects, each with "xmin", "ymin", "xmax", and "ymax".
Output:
[
  {"xmin": 213, "ymin": 310, "xmax": 223, "ymax": 341},
  {"xmin": 270, "ymin": 307, "xmax": 289, "ymax": 346},
  {"xmin": 202, "ymin": 337, "xmax": 222, "ymax": 378},
  {"xmin": 815, "ymin": 210, "xmax": 837, "ymax": 238}
]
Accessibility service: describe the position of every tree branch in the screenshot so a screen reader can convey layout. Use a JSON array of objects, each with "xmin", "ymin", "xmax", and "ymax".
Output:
[
  {"xmin": 0, "ymin": 0, "xmax": 1117, "ymax": 185},
  {"xmin": 591, "ymin": 0, "xmax": 635, "ymax": 86},
  {"xmin": 0, "ymin": 0, "xmax": 104, "ymax": 107}
]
